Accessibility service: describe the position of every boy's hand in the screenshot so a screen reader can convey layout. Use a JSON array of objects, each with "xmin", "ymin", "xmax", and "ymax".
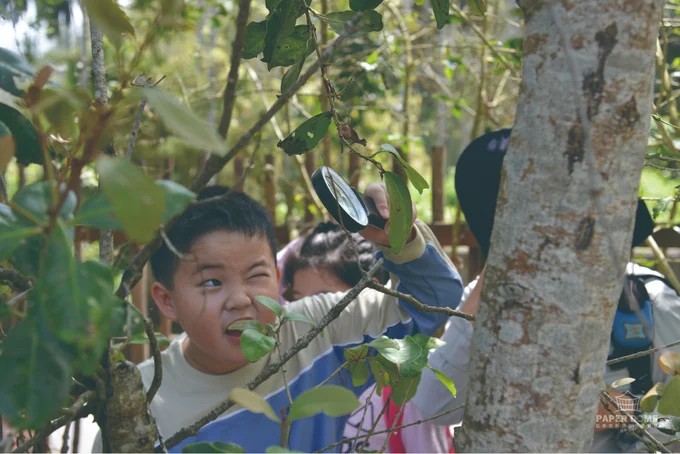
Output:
[{"xmin": 360, "ymin": 182, "xmax": 417, "ymax": 248}]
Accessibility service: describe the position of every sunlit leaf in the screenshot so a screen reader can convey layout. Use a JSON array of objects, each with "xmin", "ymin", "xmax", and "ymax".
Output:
[
  {"xmin": 641, "ymin": 382, "xmax": 665, "ymax": 413},
  {"xmin": 379, "ymin": 336, "xmax": 428, "ymax": 378},
  {"xmin": 659, "ymin": 351, "xmax": 680, "ymax": 376},
  {"xmin": 229, "ymin": 388, "xmax": 280, "ymax": 423},
  {"xmin": 255, "ymin": 295, "xmax": 283, "ymax": 317},
  {"xmin": 240, "ymin": 329, "xmax": 276, "ymax": 363},
  {"xmin": 349, "ymin": 0, "xmax": 383, "ymax": 11},
  {"xmin": 96, "ymin": 156, "xmax": 165, "ymax": 243},
  {"xmin": 325, "ymin": 10, "xmax": 384, "ymax": 37},
  {"xmin": 659, "ymin": 376, "xmax": 680, "ymax": 416},
  {"xmin": 82, "ymin": 0, "xmax": 135, "ymax": 48},
  {"xmin": 429, "ymin": 365, "xmax": 456, "ymax": 396},
  {"xmin": 288, "ymin": 385, "xmax": 361, "ymax": 421},
  {"xmin": 431, "ymin": 0, "xmax": 450, "ymax": 28},
  {"xmin": 375, "ymin": 144, "xmax": 429, "ymax": 194},
  {"xmin": 183, "ymin": 442, "xmax": 246, "ymax": 453},
  {"xmin": 277, "ymin": 111, "xmax": 332, "ymax": 156},
  {"xmin": 140, "ymin": 87, "xmax": 225, "ymax": 153},
  {"xmin": 0, "ymin": 120, "xmax": 15, "ymax": 173},
  {"xmin": 243, "ymin": 20, "xmax": 268, "ymax": 59},
  {"xmin": 368, "ymin": 336, "xmax": 400, "ymax": 353},
  {"xmin": 384, "ymin": 171, "xmax": 413, "ymax": 254},
  {"xmin": 611, "ymin": 377, "xmax": 636, "ymax": 389}
]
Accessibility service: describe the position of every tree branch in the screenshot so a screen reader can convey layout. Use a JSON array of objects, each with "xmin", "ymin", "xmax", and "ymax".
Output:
[
  {"xmin": 11, "ymin": 391, "xmax": 95, "ymax": 454},
  {"xmin": 161, "ymin": 258, "xmax": 384, "ymax": 451},
  {"xmin": 366, "ymin": 281, "xmax": 476, "ymax": 321},
  {"xmin": 0, "ymin": 266, "xmax": 32, "ymax": 292},
  {"xmin": 606, "ymin": 339, "xmax": 680, "ymax": 366},
  {"xmin": 115, "ymin": 13, "xmax": 365, "ymax": 301},
  {"xmin": 145, "ymin": 318, "xmax": 163, "ymax": 403}
]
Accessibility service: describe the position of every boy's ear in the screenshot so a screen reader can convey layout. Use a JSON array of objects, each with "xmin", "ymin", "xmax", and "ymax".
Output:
[{"xmin": 151, "ymin": 282, "xmax": 179, "ymax": 322}]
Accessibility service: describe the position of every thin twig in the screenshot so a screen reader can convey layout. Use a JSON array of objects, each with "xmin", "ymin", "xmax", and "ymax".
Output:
[
  {"xmin": 116, "ymin": 14, "xmax": 366, "ymax": 302},
  {"xmin": 125, "ymin": 74, "xmax": 165, "ymax": 159},
  {"xmin": 606, "ymin": 339, "xmax": 680, "ymax": 366},
  {"xmin": 316, "ymin": 361, "xmax": 349, "ymax": 388},
  {"xmin": 356, "ymin": 384, "xmax": 377, "ymax": 447},
  {"xmin": 367, "ymin": 281, "xmax": 476, "ymax": 321},
  {"xmin": 359, "ymin": 392, "xmax": 391, "ymax": 451},
  {"xmin": 599, "ymin": 390, "xmax": 671, "ymax": 453},
  {"xmin": 378, "ymin": 381, "xmax": 412, "ymax": 454},
  {"xmin": 317, "ymin": 404, "xmax": 465, "ymax": 453},
  {"xmin": 11, "ymin": 391, "xmax": 95, "ymax": 454},
  {"xmin": 161, "ymin": 258, "xmax": 384, "ymax": 451},
  {"xmin": 60, "ymin": 422, "xmax": 71, "ymax": 453}
]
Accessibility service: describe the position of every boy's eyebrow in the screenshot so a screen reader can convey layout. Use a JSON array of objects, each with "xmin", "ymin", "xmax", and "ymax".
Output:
[
  {"xmin": 247, "ymin": 259, "xmax": 269, "ymax": 271},
  {"xmin": 192, "ymin": 263, "xmax": 224, "ymax": 276}
]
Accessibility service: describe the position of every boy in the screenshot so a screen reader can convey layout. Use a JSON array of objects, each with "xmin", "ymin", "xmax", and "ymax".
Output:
[{"xmin": 140, "ymin": 182, "xmax": 463, "ymax": 452}]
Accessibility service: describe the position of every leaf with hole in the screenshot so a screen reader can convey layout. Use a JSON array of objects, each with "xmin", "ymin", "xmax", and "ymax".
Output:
[
  {"xmin": 289, "ymin": 385, "xmax": 361, "ymax": 421},
  {"xmin": 262, "ymin": 0, "xmax": 310, "ymax": 69},
  {"xmin": 431, "ymin": 0, "xmax": 450, "ymax": 28},
  {"xmin": 0, "ymin": 318, "xmax": 72, "ymax": 429},
  {"xmin": 658, "ymin": 376, "xmax": 680, "ymax": 416},
  {"xmin": 641, "ymin": 382, "xmax": 665, "ymax": 413},
  {"xmin": 428, "ymin": 365, "xmax": 456, "ymax": 396},
  {"xmin": 349, "ymin": 0, "xmax": 383, "ymax": 11},
  {"xmin": 255, "ymin": 295, "xmax": 283, "ymax": 317},
  {"xmin": 229, "ymin": 388, "xmax": 280, "ymax": 423},
  {"xmin": 467, "ymin": 0, "xmax": 486, "ymax": 16},
  {"xmin": 283, "ymin": 311, "xmax": 316, "ymax": 326},
  {"xmin": 611, "ymin": 377, "xmax": 636, "ymax": 389},
  {"xmin": 0, "ymin": 120, "xmax": 14, "ymax": 172},
  {"xmin": 277, "ymin": 111, "xmax": 333, "ymax": 156},
  {"xmin": 183, "ymin": 442, "xmax": 246, "ymax": 453},
  {"xmin": 240, "ymin": 329, "xmax": 276, "ymax": 362},
  {"xmin": 659, "ymin": 351, "xmax": 680, "ymax": 376},
  {"xmin": 140, "ymin": 87, "xmax": 225, "ymax": 153},
  {"xmin": 96, "ymin": 156, "xmax": 165, "ymax": 243},
  {"xmin": 82, "ymin": 0, "xmax": 135, "ymax": 48},
  {"xmin": 266, "ymin": 25, "xmax": 314, "ymax": 70},
  {"xmin": 0, "ymin": 103, "xmax": 41, "ymax": 166},
  {"xmin": 384, "ymin": 171, "xmax": 413, "ymax": 255},
  {"xmin": 243, "ymin": 20, "xmax": 267, "ymax": 59},
  {"xmin": 325, "ymin": 10, "xmax": 384, "ymax": 37}
]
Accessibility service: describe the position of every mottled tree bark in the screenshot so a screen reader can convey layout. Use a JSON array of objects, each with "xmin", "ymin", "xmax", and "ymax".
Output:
[{"xmin": 457, "ymin": 0, "xmax": 663, "ymax": 451}]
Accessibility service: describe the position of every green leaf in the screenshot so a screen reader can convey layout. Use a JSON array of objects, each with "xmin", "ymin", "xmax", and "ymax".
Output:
[
  {"xmin": 611, "ymin": 377, "xmax": 636, "ymax": 389},
  {"xmin": 277, "ymin": 111, "xmax": 333, "ymax": 156},
  {"xmin": 325, "ymin": 10, "xmax": 384, "ymax": 37},
  {"xmin": 32, "ymin": 88, "xmax": 89, "ymax": 139},
  {"xmin": 128, "ymin": 332, "xmax": 170, "ymax": 347},
  {"xmin": 183, "ymin": 442, "xmax": 246, "ymax": 453},
  {"xmin": 375, "ymin": 144, "xmax": 429, "ymax": 194},
  {"xmin": 344, "ymin": 344, "xmax": 369, "ymax": 362},
  {"xmin": 156, "ymin": 180, "xmax": 196, "ymax": 223},
  {"xmin": 428, "ymin": 365, "xmax": 456, "ymax": 396},
  {"xmin": 255, "ymin": 295, "xmax": 283, "ymax": 317},
  {"xmin": 369, "ymin": 357, "xmax": 390, "ymax": 395},
  {"xmin": 140, "ymin": 87, "xmax": 225, "ymax": 154},
  {"xmin": 384, "ymin": 171, "xmax": 413, "ymax": 255},
  {"xmin": 281, "ymin": 57, "xmax": 305, "ymax": 95},
  {"xmin": 0, "ymin": 318, "xmax": 71, "ymax": 429},
  {"xmin": 379, "ymin": 336, "xmax": 429, "ymax": 378},
  {"xmin": 347, "ymin": 360, "xmax": 370, "ymax": 387},
  {"xmin": 368, "ymin": 336, "xmax": 400, "ymax": 353},
  {"xmin": 653, "ymin": 196, "xmax": 674, "ymax": 220},
  {"xmin": 266, "ymin": 447, "xmax": 304, "ymax": 453},
  {"xmin": 243, "ymin": 20, "xmax": 268, "ymax": 59},
  {"xmin": 82, "ymin": 0, "xmax": 135, "ymax": 48},
  {"xmin": 289, "ymin": 385, "xmax": 361, "ymax": 421},
  {"xmin": 240, "ymin": 329, "xmax": 276, "ymax": 362},
  {"xmin": 0, "ymin": 48, "xmax": 35, "ymax": 96},
  {"xmin": 12, "ymin": 181, "xmax": 76, "ymax": 224},
  {"xmin": 0, "ymin": 204, "xmax": 42, "ymax": 260},
  {"xmin": 391, "ymin": 374, "xmax": 421, "ymax": 406},
  {"xmin": 349, "ymin": 0, "xmax": 384, "ymax": 11},
  {"xmin": 431, "ymin": 0, "xmax": 450, "ymax": 28},
  {"xmin": 229, "ymin": 388, "xmax": 280, "ymax": 423},
  {"xmin": 262, "ymin": 0, "xmax": 310, "ymax": 70},
  {"xmin": 96, "ymin": 156, "xmax": 165, "ymax": 243},
  {"xmin": 412, "ymin": 333, "xmax": 446, "ymax": 351},
  {"xmin": 0, "ymin": 103, "xmax": 41, "ymax": 167},
  {"xmin": 0, "ymin": 120, "xmax": 15, "ymax": 172},
  {"xmin": 653, "ymin": 416, "xmax": 680, "ymax": 436},
  {"xmin": 228, "ymin": 320, "xmax": 265, "ymax": 332},
  {"xmin": 467, "ymin": 0, "xmax": 486, "ymax": 16},
  {"xmin": 641, "ymin": 382, "xmax": 665, "ymax": 413},
  {"xmin": 283, "ymin": 311, "xmax": 316, "ymax": 326},
  {"xmin": 414, "ymin": 0, "xmax": 425, "ymax": 4},
  {"xmin": 266, "ymin": 25, "xmax": 314, "ymax": 70},
  {"xmin": 659, "ymin": 376, "xmax": 680, "ymax": 416}
]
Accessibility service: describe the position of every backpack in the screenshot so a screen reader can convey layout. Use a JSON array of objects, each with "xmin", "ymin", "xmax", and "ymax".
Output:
[{"xmin": 608, "ymin": 273, "xmax": 677, "ymax": 396}]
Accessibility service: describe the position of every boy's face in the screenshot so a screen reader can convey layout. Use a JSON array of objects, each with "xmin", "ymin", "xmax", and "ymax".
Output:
[{"xmin": 152, "ymin": 230, "xmax": 279, "ymax": 375}]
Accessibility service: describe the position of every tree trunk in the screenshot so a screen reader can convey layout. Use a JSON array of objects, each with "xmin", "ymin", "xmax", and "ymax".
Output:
[{"xmin": 457, "ymin": 0, "xmax": 662, "ymax": 451}]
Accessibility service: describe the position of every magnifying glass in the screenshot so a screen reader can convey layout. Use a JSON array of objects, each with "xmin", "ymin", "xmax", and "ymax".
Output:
[{"xmin": 311, "ymin": 166, "xmax": 387, "ymax": 233}]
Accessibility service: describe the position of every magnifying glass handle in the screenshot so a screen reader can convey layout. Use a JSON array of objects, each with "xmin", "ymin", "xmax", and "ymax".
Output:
[{"xmin": 361, "ymin": 194, "xmax": 387, "ymax": 230}]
